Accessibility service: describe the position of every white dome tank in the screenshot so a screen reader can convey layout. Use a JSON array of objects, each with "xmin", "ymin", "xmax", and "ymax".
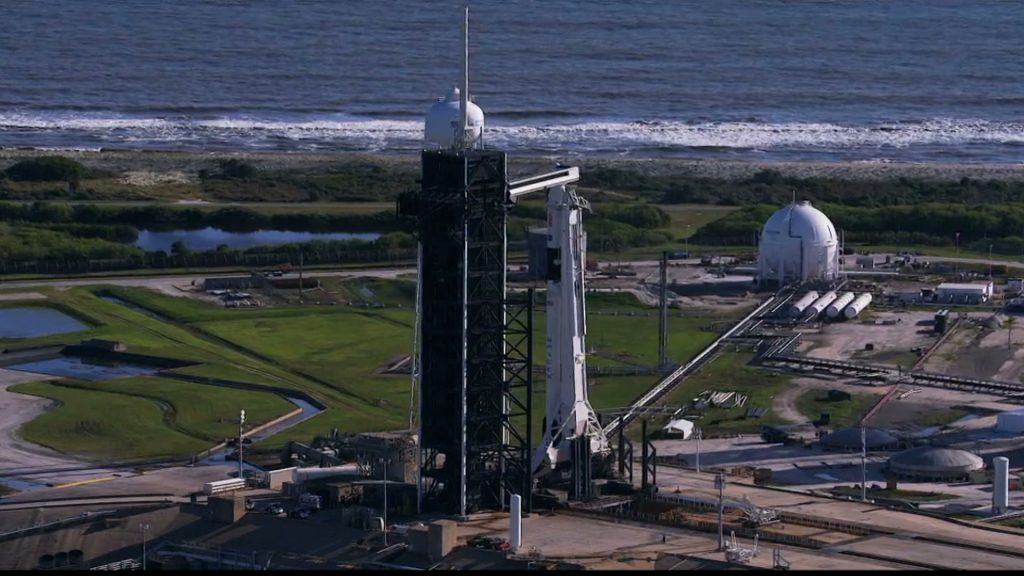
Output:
[
  {"xmin": 424, "ymin": 86, "xmax": 484, "ymax": 149},
  {"xmin": 757, "ymin": 200, "xmax": 840, "ymax": 285}
]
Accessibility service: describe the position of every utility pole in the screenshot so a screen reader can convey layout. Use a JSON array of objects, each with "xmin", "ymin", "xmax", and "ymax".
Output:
[
  {"xmin": 954, "ymin": 232, "xmax": 960, "ymax": 277},
  {"xmin": 658, "ymin": 251, "xmax": 668, "ymax": 369},
  {"xmin": 238, "ymin": 409, "xmax": 246, "ymax": 480},
  {"xmin": 860, "ymin": 426, "xmax": 867, "ymax": 502},
  {"xmin": 695, "ymin": 427, "xmax": 701, "ymax": 473},
  {"xmin": 380, "ymin": 457, "xmax": 389, "ymax": 545},
  {"xmin": 715, "ymin": 472, "xmax": 725, "ymax": 550},
  {"xmin": 140, "ymin": 523, "xmax": 150, "ymax": 570}
]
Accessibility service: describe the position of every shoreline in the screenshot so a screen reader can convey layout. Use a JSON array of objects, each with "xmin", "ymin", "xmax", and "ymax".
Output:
[{"xmin": 3, "ymin": 147, "xmax": 1024, "ymax": 184}]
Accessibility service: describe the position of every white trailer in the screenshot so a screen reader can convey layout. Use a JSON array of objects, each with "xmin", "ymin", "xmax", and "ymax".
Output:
[
  {"xmin": 843, "ymin": 293, "xmax": 873, "ymax": 319},
  {"xmin": 804, "ymin": 291, "xmax": 838, "ymax": 319},
  {"xmin": 826, "ymin": 292, "xmax": 856, "ymax": 318},
  {"xmin": 203, "ymin": 477, "xmax": 247, "ymax": 496},
  {"xmin": 788, "ymin": 291, "xmax": 819, "ymax": 318}
]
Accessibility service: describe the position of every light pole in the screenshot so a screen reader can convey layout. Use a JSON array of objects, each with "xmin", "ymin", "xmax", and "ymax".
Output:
[
  {"xmin": 380, "ymin": 457, "xmax": 389, "ymax": 545},
  {"xmin": 140, "ymin": 523, "xmax": 150, "ymax": 570},
  {"xmin": 695, "ymin": 427, "xmax": 702, "ymax": 473},
  {"xmin": 954, "ymin": 232, "xmax": 960, "ymax": 277},
  {"xmin": 715, "ymin": 472, "xmax": 725, "ymax": 550},
  {"xmin": 860, "ymin": 426, "xmax": 867, "ymax": 502},
  {"xmin": 238, "ymin": 409, "xmax": 246, "ymax": 480}
]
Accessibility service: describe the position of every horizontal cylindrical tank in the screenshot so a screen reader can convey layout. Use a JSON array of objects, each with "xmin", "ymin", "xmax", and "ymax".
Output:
[
  {"xmin": 843, "ymin": 292, "xmax": 873, "ymax": 319},
  {"xmin": 804, "ymin": 290, "xmax": 838, "ymax": 318},
  {"xmin": 294, "ymin": 463, "xmax": 360, "ymax": 481},
  {"xmin": 826, "ymin": 291, "xmax": 856, "ymax": 318},
  {"xmin": 788, "ymin": 291, "xmax": 819, "ymax": 318}
]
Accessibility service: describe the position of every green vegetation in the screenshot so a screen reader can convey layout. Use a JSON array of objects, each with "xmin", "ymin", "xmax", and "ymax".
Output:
[
  {"xmin": 915, "ymin": 407, "xmax": 971, "ymax": 428},
  {"xmin": 994, "ymin": 516, "xmax": 1024, "ymax": 528},
  {"xmin": 4, "ymin": 156, "xmax": 93, "ymax": 182},
  {"xmin": 655, "ymin": 352, "xmax": 791, "ymax": 434},
  {"xmin": 12, "ymin": 380, "xmax": 211, "ymax": 459},
  {"xmin": 696, "ymin": 201, "xmax": 1024, "ymax": 258},
  {"xmin": 10, "ymin": 377, "xmax": 294, "ymax": 459},
  {"xmin": 5, "ymin": 282, "xmax": 738, "ymax": 459},
  {"xmin": 794, "ymin": 389, "xmax": 879, "ymax": 429},
  {"xmin": 830, "ymin": 486, "xmax": 958, "ymax": 502}
]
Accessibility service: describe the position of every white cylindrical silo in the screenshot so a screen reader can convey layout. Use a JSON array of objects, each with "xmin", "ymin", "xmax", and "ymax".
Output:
[
  {"xmin": 805, "ymin": 290, "xmax": 838, "ymax": 319},
  {"xmin": 826, "ymin": 291, "xmax": 856, "ymax": 319},
  {"xmin": 993, "ymin": 456, "xmax": 1009, "ymax": 515},
  {"xmin": 789, "ymin": 291, "xmax": 819, "ymax": 318},
  {"xmin": 843, "ymin": 293, "xmax": 873, "ymax": 319},
  {"xmin": 510, "ymin": 494, "xmax": 522, "ymax": 552}
]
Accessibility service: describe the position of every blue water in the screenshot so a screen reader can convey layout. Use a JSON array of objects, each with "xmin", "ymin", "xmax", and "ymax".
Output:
[
  {"xmin": 0, "ymin": 308, "xmax": 88, "ymax": 339},
  {"xmin": 136, "ymin": 228, "xmax": 380, "ymax": 253},
  {"xmin": 8, "ymin": 356, "xmax": 158, "ymax": 381},
  {"xmin": 0, "ymin": 0, "xmax": 1021, "ymax": 162}
]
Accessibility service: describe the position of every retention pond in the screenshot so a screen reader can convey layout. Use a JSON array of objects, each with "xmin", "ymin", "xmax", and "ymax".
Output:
[{"xmin": 0, "ymin": 307, "xmax": 89, "ymax": 339}]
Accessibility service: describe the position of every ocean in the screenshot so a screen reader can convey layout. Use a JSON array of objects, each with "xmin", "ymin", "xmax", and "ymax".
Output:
[{"xmin": 0, "ymin": 0, "xmax": 1021, "ymax": 162}]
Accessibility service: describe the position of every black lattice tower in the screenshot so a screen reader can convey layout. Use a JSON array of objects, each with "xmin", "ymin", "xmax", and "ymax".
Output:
[{"xmin": 398, "ymin": 148, "xmax": 532, "ymax": 516}]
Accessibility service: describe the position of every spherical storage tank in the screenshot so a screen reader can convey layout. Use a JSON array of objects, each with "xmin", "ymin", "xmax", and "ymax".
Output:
[
  {"xmin": 424, "ymin": 86, "xmax": 484, "ymax": 149},
  {"xmin": 757, "ymin": 201, "xmax": 839, "ymax": 285}
]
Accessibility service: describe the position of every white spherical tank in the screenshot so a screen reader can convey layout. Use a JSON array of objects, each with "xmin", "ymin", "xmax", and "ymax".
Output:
[
  {"xmin": 424, "ymin": 86, "xmax": 485, "ymax": 149},
  {"xmin": 757, "ymin": 201, "xmax": 840, "ymax": 285}
]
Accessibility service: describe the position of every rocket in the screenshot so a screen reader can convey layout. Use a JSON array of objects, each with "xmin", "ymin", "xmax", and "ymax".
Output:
[{"xmin": 533, "ymin": 183, "xmax": 609, "ymax": 470}]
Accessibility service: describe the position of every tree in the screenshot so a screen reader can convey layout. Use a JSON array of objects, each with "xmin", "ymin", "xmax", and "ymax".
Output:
[
  {"xmin": 170, "ymin": 241, "xmax": 191, "ymax": 257},
  {"xmin": 5, "ymin": 156, "xmax": 85, "ymax": 182}
]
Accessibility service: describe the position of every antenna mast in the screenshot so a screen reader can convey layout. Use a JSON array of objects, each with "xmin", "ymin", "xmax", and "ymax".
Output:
[{"xmin": 460, "ymin": 6, "xmax": 469, "ymax": 149}]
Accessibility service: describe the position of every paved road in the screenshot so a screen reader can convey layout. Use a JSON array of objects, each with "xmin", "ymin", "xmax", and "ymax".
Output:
[{"xmin": 0, "ymin": 267, "xmax": 417, "ymax": 291}]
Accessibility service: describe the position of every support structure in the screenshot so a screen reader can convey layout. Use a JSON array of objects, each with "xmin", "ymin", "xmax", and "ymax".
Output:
[
  {"xmin": 658, "ymin": 251, "xmax": 669, "ymax": 368},
  {"xmin": 399, "ymin": 149, "xmax": 532, "ymax": 516}
]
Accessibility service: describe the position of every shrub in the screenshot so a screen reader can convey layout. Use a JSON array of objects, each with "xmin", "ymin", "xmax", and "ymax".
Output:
[{"xmin": 5, "ymin": 156, "xmax": 86, "ymax": 182}]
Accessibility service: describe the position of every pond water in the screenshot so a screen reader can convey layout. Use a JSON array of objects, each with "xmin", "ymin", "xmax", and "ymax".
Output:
[
  {"xmin": 0, "ymin": 308, "xmax": 89, "ymax": 339},
  {"xmin": 136, "ymin": 228, "xmax": 381, "ymax": 253},
  {"xmin": 8, "ymin": 356, "xmax": 159, "ymax": 381}
]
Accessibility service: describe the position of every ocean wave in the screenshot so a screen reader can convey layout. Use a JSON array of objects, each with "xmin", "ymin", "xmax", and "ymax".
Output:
[{"xmin": 0, "ymin": 112, "xmax": 1021, "ymax": 157}]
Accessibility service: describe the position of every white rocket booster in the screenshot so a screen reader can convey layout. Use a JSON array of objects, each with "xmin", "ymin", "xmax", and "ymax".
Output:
[{"xmin": 533, "ymin": 184, "xmax": 610, "ymax": 470}]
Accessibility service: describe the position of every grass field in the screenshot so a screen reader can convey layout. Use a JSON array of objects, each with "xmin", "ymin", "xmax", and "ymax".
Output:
[
  {"xmin": 4, "ymin": 280, "xmax": 741, "ymax": 459},
  {"xmin": 795, "ymin": 389, "xmax": 879, "ymax": 429},
  {"xmin": 10, "ymin": 377, "xmax": 295, "ymax": 459},
  {"xmin": 654, "ymin": 351, "xmax": 792, "ymax": 435},
  {"xmin": 12, "ymin": 380, "xmax": 210, "ymax": 459}
]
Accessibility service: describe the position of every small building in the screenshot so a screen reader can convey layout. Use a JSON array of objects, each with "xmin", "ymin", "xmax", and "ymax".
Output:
[
  {"xmin": 996, "ymin": 409, "xmax": 1024, "ymax": 434},
  {"xmin": 856, "ymin": 255, "xmax": 876, "ymax": 269},
  {"xmin": 662, "ymin": 418, "xmax": 695, "ymax": 439},
  {"xmin": 935, "ymin": 282, "xmax": 993, "ymax": 304},
  {"xmin": 204, "ymin": 275, "xmax": 258, "ymax": 291},
  {"xmin": 79, "ymin": 339, "xmax": 127, "ymax": 352},
  {"xmin": 1008, "ymin": 278, "xmax": 1024, "ymax": 294}
]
